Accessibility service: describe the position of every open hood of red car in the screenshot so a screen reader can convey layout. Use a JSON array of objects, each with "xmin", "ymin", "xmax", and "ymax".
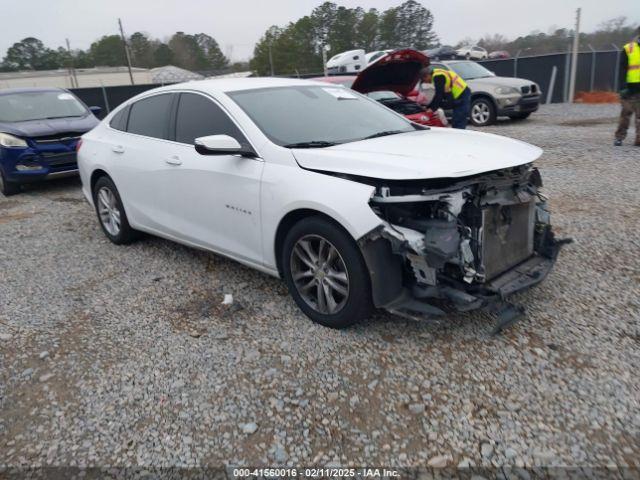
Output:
[{"xmin": 351, "ymin": 49, "xmax": 429, "ymax": 96}]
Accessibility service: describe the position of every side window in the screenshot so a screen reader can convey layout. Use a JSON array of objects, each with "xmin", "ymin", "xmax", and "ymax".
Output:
[
  {"xmin": 109, "ymin": 105, "xmax": 129, "ymax": 131},
  {"xmin": 174, "ymin": 93, "xmax": 245, "ymax": 145},
  {"xmin": 127, "ymin": 94, "xmax": 173, "ymax": 139}
]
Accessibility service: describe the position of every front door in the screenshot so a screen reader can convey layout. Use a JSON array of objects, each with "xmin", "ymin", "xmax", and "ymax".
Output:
[{"xmin": 160, "ymin": 92, "xmax": 264, "ymax": 264}]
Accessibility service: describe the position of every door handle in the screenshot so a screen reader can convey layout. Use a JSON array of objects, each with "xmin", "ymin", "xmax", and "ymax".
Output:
[
  {"xmin": 165, "ymin": 155, "xmax": 182, "ymax": 166},
  {"xmin": 112, "ymin": 145, "xmax": 125, "ymax": 154}
]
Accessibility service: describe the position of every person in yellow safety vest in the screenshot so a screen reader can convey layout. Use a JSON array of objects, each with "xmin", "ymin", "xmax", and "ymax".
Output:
[
  {"xmin": 615, "ymin": 26, "xmax": 640, "ymax": 146},
  {"xmin": 419, "ymin": 65, "xmax": 471, "ymax": 129}
]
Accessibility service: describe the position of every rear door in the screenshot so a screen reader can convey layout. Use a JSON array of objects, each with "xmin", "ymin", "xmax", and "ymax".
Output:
[
  {"xmin": 160, "ymin": 92, "xmax": 264, "ymax": 264},
  {"xmin": 108, "ymin": 92, "xmax": 176, "ymax": 231}
]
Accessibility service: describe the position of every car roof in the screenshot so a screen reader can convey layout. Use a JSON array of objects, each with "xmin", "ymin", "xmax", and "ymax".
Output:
[
  {"xmin": 0, "ymin": 87, "xmax": 66, "ymax": 96},
  {"xmin": 153, "ymin": 77, "xmax": 336, "ymax": 95}
]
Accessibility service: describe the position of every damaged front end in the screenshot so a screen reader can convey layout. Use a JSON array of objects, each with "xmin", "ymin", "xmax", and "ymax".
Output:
[{"xmin": 358, "ymin": 164, "xmax": 570, "ymax": 326}]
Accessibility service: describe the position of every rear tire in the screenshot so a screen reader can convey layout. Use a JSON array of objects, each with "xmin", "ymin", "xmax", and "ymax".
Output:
[
  {"xmin": 281, "ymin": 216, "xmax": 373, "ymax": 328},
  {"xmin": 470, "ymin": 97, "xmax": 496, "ymax": 126},
  {"xmin": 0, "ymin": 170, "xmax": 21, "ymax": 196},
  {"xmin": 92, "ymin": 176, "xmax": 138, "ymax": 244}
]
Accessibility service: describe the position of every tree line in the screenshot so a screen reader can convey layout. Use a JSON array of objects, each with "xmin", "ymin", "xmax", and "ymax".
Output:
[
  {"xmin": 0, "ymin": 31, "xmax": 231, "ymax": 73},
  {"xmin": 464, "ymin": 17, "xmax": 638, "ymax": 56},
  {"xmin": 1, "ymin": 3, "xmax": 637, "ymax": 77},
  {"xmin": 250, "ymin": 0, "xmax": 437, "ymax": 75}
]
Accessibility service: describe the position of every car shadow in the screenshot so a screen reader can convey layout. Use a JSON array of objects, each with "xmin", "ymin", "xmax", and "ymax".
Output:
[{"xmin": 18, "ymin": 176, "xmax": 83, "ymax": 196}]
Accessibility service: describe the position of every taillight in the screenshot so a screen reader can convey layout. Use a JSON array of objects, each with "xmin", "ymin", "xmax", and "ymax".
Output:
[{"xmin": 76, "ymin": 138, "xmax": 83, "ymax": 152}]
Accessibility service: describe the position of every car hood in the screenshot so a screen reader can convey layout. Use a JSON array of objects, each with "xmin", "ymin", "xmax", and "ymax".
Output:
[
  {"xmin": 466, "ymin": 76, "xmax": 535, "ymax": 90},
  {"xmin": 292, "ymin": 128, "xmax": 542, "ymax": 180},
  {"xmin": 352, "ymin": 49, "xmax": 429, "ymax": 96},
  {"xmin": 0, "ymin": 114, "xmax": 99, "ymax": 138}
]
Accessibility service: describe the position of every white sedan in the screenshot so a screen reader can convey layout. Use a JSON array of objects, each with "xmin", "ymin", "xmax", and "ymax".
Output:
[{"xmin": 78, "ymin": 78, "xmax": 566, "ymax": 329}]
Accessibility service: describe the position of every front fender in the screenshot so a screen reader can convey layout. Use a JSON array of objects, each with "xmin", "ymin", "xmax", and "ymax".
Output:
[{"xmin": 261, "ymin": 162, "xmax": 382, "ymax": 270}]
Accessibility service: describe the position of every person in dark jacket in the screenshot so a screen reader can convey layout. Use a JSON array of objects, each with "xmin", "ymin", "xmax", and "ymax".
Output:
[
  {"xmin": 615, "ymin": 27, "xmax": 640, "ymax": 146},
  {"xmin": 420, "ymin": 66, "xmax": 471, "ymax": 129}
]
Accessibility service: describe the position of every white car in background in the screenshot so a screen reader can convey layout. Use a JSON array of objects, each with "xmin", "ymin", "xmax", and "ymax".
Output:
[
  {"xmin": 78, "ymin": 78, "xmax": 566, "ymax": 330},
  {"xmin": 365, "ymin": 50, "xmax": 392, "ymax": 65},
  {"xmin": 326, "ymin": 49, "xmax": 366, "ymax": 74},
  {"xmin": 456, "ymin": 45, "xmax": 488, "ymax": 60}
]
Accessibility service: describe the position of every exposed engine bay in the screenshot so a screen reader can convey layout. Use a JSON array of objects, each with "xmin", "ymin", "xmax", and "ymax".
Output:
[
  {"xmin": 377, "ymin": 97, "xmax": 426, "ymax": 115},
  {"xmin": 357, "ymin": 163, "xmax": 569, "ymax": 323}
]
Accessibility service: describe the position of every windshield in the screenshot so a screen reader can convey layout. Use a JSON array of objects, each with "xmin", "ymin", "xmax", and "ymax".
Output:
[
  {"xmin": 228, "ymin": 86, "xmax": 414, "ymax": 147},
  {"xmin": 448, "ymin": 61, "xmax": 494, "ymax": 80},
  {"xmin": 367, "ymin": 91, "xmax": 402, "ymax": 101},
  {"xmin": 0, "ymin": 91, "xmax": 88, "ymax": 122}
]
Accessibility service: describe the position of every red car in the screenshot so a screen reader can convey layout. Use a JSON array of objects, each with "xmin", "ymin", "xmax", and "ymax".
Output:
[
  {"xmin": 488, "ymin": 50, "xmax": 510, "ymax": 59},
  {"xmin": 311, "ymin": 49, "xmax": 446, "ymax": 127}
]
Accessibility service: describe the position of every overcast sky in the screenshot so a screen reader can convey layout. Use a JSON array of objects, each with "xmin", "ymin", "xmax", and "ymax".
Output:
[{"xmin": 1, "ymin": 0, "xmax": 638, "ymax": 61}]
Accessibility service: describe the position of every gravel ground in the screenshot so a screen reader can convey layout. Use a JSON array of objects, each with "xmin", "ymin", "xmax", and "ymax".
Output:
[{"xmin": 1, "ymin": 103, "xmax": 639, "ymax": 470}]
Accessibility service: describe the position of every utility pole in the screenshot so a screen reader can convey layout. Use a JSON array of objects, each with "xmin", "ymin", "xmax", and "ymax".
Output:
[
  {"xmin": 118, "ymin": 18, "xmax": 135, "ymax": 85},
  {"xmin": 322, "ymin": 44, "xmax": 330, "ymax": 77},
  {"xmin": 65, "ymin": 38, "xmax": 78, "ymax": 88},
  {"xmin": 568, "ymin": 7, "xmax": 581, "ymax": 103}
]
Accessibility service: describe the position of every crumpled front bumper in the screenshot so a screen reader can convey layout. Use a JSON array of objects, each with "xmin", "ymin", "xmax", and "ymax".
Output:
[
  {"xmin": 2, "ymin": 142, "xmax": 79, "ymax": 183},
  {"xmin": 360, "ymin": 224, "xmax": 570, "ymax": 324}
]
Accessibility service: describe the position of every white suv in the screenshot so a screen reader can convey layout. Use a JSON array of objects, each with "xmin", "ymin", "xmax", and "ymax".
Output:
[{"xmin": 456, "ymin": 45, "xmax": 488, "ymax": 60}]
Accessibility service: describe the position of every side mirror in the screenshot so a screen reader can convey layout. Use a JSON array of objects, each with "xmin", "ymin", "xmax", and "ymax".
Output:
[
  {"xmin": 194, "ymin": 134, "xmax": 255, "ymax": 157},
  {"xmin": 89, "ymin": 106, "xmax": 102, "ymax": 117}
]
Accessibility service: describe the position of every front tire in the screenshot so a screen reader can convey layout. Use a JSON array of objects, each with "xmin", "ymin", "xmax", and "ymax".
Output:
[
  {"xmin": 281, "ymin": 216, "xmax": 373, "ymax": 328},
  {"xmin": 470, "ymin": 97, "xmax": 496, "ymax": 126},
  {"xmin": 92, "ymin": 176, "xmax": 137, "ymax": 244},
  {"xmin": 0, "ymin": 170, "xmax": 21, "ymax": 196}
]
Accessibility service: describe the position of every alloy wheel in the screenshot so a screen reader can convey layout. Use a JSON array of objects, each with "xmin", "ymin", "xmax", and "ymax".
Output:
[
  {"xmin": 290, "ymin": 234, "xmax": 350, "ymax": 315},
  {"xmin": 471, "ymin": 102, "xmax": 491, "ymax": 125},
  {"xmin": 97, "ymin": 186, "xmax": 121, "ymax": 236}
]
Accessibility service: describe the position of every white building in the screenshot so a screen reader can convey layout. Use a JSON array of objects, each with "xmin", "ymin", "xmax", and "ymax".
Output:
[
  {"xmin": 150, "ymin": 65, "xmax": 204, "ymax": 84},
  {"xmin": 0, "ymin": 66, "xmax": 152, "ymax": 89}
]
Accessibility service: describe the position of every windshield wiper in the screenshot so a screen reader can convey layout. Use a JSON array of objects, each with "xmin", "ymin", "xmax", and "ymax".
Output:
[
  {"xmin": 363, "ymin": 130, "xmax": 407, "ymax": 140},
  {"xmin": 283, "ymin": 140, "xmax": 338, "ymax": 149},
  {"xmin": 44, "ymin": 115, "xmax": 85, "ymax": 120}
]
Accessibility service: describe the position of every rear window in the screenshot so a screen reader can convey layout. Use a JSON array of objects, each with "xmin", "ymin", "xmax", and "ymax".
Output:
[
  {"xmin": 109, "ymin": 106, "xmax": 129, "ymax": 131},
  {"xmin": 127, "ymin": 94, "xmax": 173, "ymax": 139}
]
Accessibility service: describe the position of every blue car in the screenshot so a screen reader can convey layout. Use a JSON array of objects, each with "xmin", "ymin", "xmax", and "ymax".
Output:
[{"xmin": 0, "ymin": 87, "xmax": 100, "ymax": 196}]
